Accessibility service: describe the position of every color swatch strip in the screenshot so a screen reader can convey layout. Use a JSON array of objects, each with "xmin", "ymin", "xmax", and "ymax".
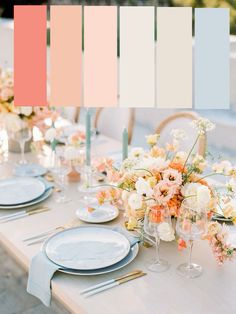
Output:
[
  {"xmin": 50, "ymin": 5, "xmax": 82, "ymax": 107},
  {"xmin": 84, "ymin": 6, "xmax": 117, "ymax": 107},
  {"xmin": 194, "ymin": 8, "xmax": 230, "ymax": 109},
  {"xmin": 14, "ymin": 5, "xmax": 47, "ymax": 106},
  {"xmin": 156, "ymin": 7, "xmax": 192, "ymax": 108},
  {"xmin": 119, "ymin": 7, "xmax": 155, "ymax": 108}
]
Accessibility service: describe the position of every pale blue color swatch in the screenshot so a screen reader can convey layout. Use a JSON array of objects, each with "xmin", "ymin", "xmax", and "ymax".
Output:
[{"xmin": 194, "ymin": 8, "xmax": 230, "ymax": 109}]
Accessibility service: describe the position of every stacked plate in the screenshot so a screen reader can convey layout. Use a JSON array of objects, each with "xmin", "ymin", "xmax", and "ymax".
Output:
[
  {"xmin": 0, "ymin": 177, "xmax": 53, "ymax": 209},
  {"xmin": 42, "ymin": 226, "xmax": 139, "ymax": 276}
]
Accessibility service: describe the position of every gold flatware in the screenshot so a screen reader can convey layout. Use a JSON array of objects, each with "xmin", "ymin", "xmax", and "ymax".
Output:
[
  {"xmin": 81, "ymin": 270, "xmax": 146, "ymax": 297},
  {"xmin": 23, "ymin": 219, "xmax": 80, "ymax": 245},
  {"xmin": 0, "ymin": 207, "xmax": 50, "ymax": 223}
]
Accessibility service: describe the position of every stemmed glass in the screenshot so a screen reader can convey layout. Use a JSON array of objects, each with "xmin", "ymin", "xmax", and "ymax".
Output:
[
  {"xmin": 8, "ymin": 122, "xmax": 32, "ymax": 165},
  {"xmin": 77, "ymin": 164, "xmax": 98, "ymax": 204},
  {"xmin": 50, "ymin": 147, "xmax": 71, "ymax": 203},
  {"xmin": 144, "ymin": 205, "xmax": 171, "ymax": 272},
  {"xmin": 176, "ymin": 199, "xmax": 207, "ymax": 278}
]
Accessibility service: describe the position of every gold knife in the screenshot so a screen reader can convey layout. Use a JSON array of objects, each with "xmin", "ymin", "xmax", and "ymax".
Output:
[{"xmin": 0, "ymin": 207, "xmax": 50, "ymax": 223}]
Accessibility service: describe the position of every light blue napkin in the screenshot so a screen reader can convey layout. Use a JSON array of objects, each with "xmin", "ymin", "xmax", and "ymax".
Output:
[
  {"xmin": 27, "ymin": 251, "xmax": 59, "ymax": 307},
  {"xmin": 27, "ymin": 227, "xmax": 139, "ymax": 307}
]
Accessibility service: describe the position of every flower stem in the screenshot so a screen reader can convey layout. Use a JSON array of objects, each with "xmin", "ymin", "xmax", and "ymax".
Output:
[{"xmin": 183, "ymin": 135, "xmax": 200, "ymax": 170}]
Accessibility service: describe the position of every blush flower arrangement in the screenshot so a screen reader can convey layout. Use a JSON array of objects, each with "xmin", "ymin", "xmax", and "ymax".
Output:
[{"xmin": 97, "ymin": 117, "xmax": 236, "ymax": 265}]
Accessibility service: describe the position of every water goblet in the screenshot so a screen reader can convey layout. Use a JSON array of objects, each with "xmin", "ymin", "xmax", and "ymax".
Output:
[
  {"xmin": 176, "ymin": 199, "xmax": 207, "ymax": 278},
  {"xmin": 50, "ymin": 147, "xmax": 71, "ymax": 203},
  {"xmin": 144, "ymin": 205, "xmax": 171, "ymax": 272},
  {"xmin": 8, "ymin": 123, "xmax": 32, "ymax": 165}
]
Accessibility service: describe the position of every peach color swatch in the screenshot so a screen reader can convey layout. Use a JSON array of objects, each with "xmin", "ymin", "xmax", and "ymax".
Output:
[
  {"xmin": 14, "ymin": 5, "xmax": 47, "ymax": 106},
  {"xmin": 156, "ymin": 7, "xmax": 192, "ymax": 108},
  {"xmin": 84, "ymin": 6, "xmax": 117, "ymax": 107},
  {"xmin": 50, "ymin": 6, "xmax": 82, "ymax": 107}
]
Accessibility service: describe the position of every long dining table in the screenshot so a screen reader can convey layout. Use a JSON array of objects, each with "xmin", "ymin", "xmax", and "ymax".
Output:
[{"xmin": 0, "ymin": 134, "xmax": 236, "ymax": 314}]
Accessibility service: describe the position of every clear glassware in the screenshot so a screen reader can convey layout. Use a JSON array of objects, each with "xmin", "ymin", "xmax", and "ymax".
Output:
[
  {"xmin": 9, "ymin": 124, "xmax": 32, "ymax": 165},
  {"xmin": 50, "ymin": 147, "xmax": 71, "ymax": 203},
  {"xmin": 144, "ymin": 206, "xmax": 171, "ymax": 272},
  {"xmin": 77, "ymin": 165, "xmax": 98, "ymax": 205},
  {"xmin": 176, "ymin": 199, "xmax": 207, "ymax": 278}
]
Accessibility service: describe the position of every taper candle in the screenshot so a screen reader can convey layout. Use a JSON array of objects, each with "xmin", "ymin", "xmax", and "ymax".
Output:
[
  {"xmin": 122, "ymin": 128, "xmax": 128, "ymax": 161},
  {"xmin": 86, "ymin": 109, "xmax": 91, "ymax": 166}
]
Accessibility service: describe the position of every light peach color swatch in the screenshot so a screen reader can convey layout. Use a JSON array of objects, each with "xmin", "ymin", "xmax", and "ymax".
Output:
[
  {"xmin": 14, "ymin": 5, "xmax": 47, "ymax": 106},
  {"xmin": 50, "ymin": 6, "xmax": 82, "ymax": 107},
  {"xmin": 119, "ymin": 7, "xmax": 155, "ymax": 108},
  {"xmin": 84, "ymin": 6, "xmax": 117, "ymax": 107},
  {"xmin": 156, "ymin": 7, "xmax": 192, "ymax": 108}
]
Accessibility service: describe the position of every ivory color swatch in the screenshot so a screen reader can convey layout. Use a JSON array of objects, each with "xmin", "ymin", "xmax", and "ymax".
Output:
[
  {"xmin": 156, "ymin": 7, "xmax": 192, "ymax": 108},
  {"xmin": 14, "ymin": 6, "xmax": 47, "ymax": 106},
  {"xmin": 50, "ymin": 6, "xmax": 82, "ymax": 107},
  {"xmin": 119, "ymin": 7, "xmax": 155, "ymax": 108},
  {"xmin": 195, "ymin": 8, "xmax": 230, "ymax": 109},
  {"xmin": 84, "ymin": 6, "xmax": 117, "ymax": 107}
]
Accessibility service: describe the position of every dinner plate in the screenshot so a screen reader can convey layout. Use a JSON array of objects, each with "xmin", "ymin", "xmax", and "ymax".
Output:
[
  {"xmin": 0, "ymin": 177, "xmax": 46, "ymax": 206},
  {"xmin": 14, "ymin": 164, "xmax": 47, "ymax": 177},
  {"xmin": 58, "ymin": 243, "xmax": 139, "ymax": 276},
  {"xmin": 0, "ymin": 187, "xmax": 53, "ymax": 209},
  {"xmin": 45, "ymin": 226, "xmax": 131, "ymax": 270},
  {"xmin": 76, "ymin": 204, "xmax": 119, "ymax": 223}
]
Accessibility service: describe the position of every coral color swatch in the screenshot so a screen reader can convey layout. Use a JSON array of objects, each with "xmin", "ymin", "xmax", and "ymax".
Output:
[
  {"xmin": 14, "ymin": 5, "xmax": 47, "ymax": 106},
  {"xmin": 50, "ymin": 6, "xmax": 82, "ymax": 107}
]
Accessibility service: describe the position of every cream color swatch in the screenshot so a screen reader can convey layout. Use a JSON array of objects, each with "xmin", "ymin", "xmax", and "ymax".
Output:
[{"xmin": 156, "ymin": 7, "xmax": 192, "ymax": 108}]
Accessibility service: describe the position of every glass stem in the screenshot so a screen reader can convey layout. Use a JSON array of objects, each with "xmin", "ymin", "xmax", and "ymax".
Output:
[
  {"xmin": 155, "ymin": 234, "xmax": 160, "ymax": 264},
  {"xmin": 20, "ymin": 141, "xmax": 25, "ymax": 163},
  {"xmin": 59, "ymin": 175, "xmax": 66, "ymax": 197},
  {"xmin": 188, "ymin": 240, "xmax": 193, "ymax": 268}
]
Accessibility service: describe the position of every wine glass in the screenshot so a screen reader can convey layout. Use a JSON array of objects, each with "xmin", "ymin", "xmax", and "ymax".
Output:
[
  {"xmin": 50, "ymin": 147, "xmax": 71, "ymax": 203},
  {"xmin": 176, "ymin": 199, "xmax": 207, "ymax": 278},
  {"xmin": 144, "ymin": 205, "xmax": 171, "ymax": 272},
  {"xmin": 77, "ymin": 164, "xmax": 99, "ymax": 205},
  {"xmin": 9, "ymin": 123, "xmax": 32, "ymax": 165}
]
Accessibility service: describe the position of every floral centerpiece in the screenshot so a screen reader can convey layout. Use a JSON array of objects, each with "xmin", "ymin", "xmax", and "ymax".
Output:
[
  {"xmin": 0, "ymin": 68, "xmax": 59, "ymax": 152},
  {"xmin": 97, "ymin": 118, "xmax": 236, "ymax": 265}
]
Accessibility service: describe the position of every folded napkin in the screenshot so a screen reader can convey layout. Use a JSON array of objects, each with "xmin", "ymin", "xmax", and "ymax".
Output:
[
  {"xmin": 27, "ymin": 250, "xmax": 58, "ymax": 307},
  {"xmin": 27, "ymin": 227, "xmax": 139, "ymax": 307}
]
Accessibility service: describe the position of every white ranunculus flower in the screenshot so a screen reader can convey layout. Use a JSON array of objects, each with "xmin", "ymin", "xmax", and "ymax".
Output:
[
  {"xmin": 20, "ymin": 106, "xmax": 33, "ymax": 117},
  {"xmin": 138, "ymin": 157, "xmax": 169, "ymax": 172},
  {"xmin": 121, "ymin": 190, "xmax": 129, "ymax": 202},
  {"xmin": 135, "ymin": 177, "xmax": 153, "ymax": 197},
  {"xmin": 181, "ymin": 183, "xmax": 211, "ymax": 212},
  {"xmin": 158, "ymin": 222, "xmax": 175, "ymax": 241},
  {"xmin": 130, "ymin": 147, "xmax": 145, "ymax": 159},
  {"xmin": 44, "ymin": 127, "xmax": 57, "ymax": 142},
  {"xmin": 4, "ymin": 113, "xmax": 26, "ymax": 132},
  {"xmin": 128, "ymin": 193, "xmax": 143, "ymax": 210}
]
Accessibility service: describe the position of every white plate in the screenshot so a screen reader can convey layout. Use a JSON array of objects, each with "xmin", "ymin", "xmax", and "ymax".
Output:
[
  {"xmin": 76, "ymin": 204, "xmax": 119, "ymax": 223},
  {"xmin": 0, "ymin": 178, "xmax": 46, "ymax": 205},
  {"xmin": 0, "ymin": 188, "xmax": 53, "ymax": 210},
  {"xmin": 45, "ymin": 226, "xmax": 131, "ymax": 270},
  {"xmin": 14, "ymin": 164, "xmax": 47, "ymax": 177},
  {"xmin": 59, "ymin": 243, "xmax": 139, "ymax": 276}
]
